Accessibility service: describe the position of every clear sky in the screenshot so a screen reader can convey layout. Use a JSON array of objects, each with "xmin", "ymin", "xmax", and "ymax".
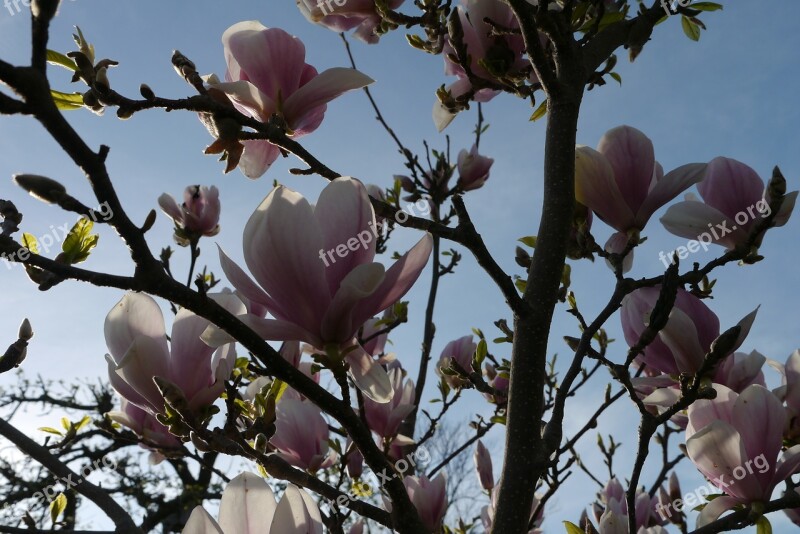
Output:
[{"xmin": 1, "ymin": 1, "xmax": 799, "ymax": 532}]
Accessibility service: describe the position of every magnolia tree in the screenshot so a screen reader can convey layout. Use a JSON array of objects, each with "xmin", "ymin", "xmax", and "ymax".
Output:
[{"xmin": 0, "ymin": 0, "xmax": 798, "ymax": 533}]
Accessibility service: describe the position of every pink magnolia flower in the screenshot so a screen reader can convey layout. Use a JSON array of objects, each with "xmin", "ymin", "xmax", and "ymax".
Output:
[
  {"xmin": 482, "ymin": 486, "xmax": 544, "ymax": 533},
  {"xmin": 474, "ymin": 440, "xmax": 494, "ymax": 491},
  {"xmin": 661, "ymin": 157, "xmax": 797, "ymax": 249},
  {"xmin": 576, "ymin": 126, "xmax": 707, "ymax": 271},
  {"xmin": 435, "ymin": 0, "xmax": 527, "ymax": 131},
  {"xmin": 593, "ymin": 478, "xmax": 666, "ymax": 533},
  {"xmin": 296, "ymin": 0, "xmax": 405, "ymax": 44},
  {"xmin": 345, "ymin": 439, "xmax": 364, "ymax": 479},
  {"xmin": 436, "ymin": 335, "xmax": 477, "ymax": 389},
  {"xmin": 360, "ymin": 314, "xmax": 389, "ymax": 357},
  {"xmin": 107, "ymin": 399, "xmax": 181, "ymax": 456},
  {"xmin": 403, "ymin": 474, "xmax": 448, "ymax": 532},
  {"xmin": 104, "ymin": 292, "xmax": 242, "ymax": 415},
  {"xmin": 209, "ymin": 22, "xmax": 374, "ymax": 178},
  {"xmin": 620, "ymin": 286, "xmax": 756, "ymax": 376},
  {"xmin": 686, "ymin": 384, "xmax": 800, "ymax": 527},
  {"xmin": 363, "ymin": 367, "xmax": 415, "ymax": 438},
  {"xmin": 158, "ymin": 185, "xmax": 220, "ymax": 245},
  {"xmin": 183, "ymin": 472, "xmax": 323, "ymax": 533},
  {"xmin": 271, "ymin": 398, "xmax": 336, "ymax": 472},
  {"xmin": 457, "ymin": 145, "xmax": 494, "ymax": 191},
  {"xmin": 483, "ymin": 363, "xmax": 509, "ymax": 404},
  {"xmin": 209, "ymin": 177, "xmax": 432, "ymax": 403}
]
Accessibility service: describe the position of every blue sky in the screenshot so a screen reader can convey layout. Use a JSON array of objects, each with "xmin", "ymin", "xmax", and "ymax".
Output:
[{"xmin": 1, "ymin": 1, "xmax": 799, "ymax": 532}]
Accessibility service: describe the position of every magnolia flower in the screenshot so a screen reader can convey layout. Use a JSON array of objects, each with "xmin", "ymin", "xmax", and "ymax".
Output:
[
  {"xmin": 620, "ymin": 286, "xmax": 756, "ymax": 376},
  {"xmin": 271, "ymin": 398, "xmax": 336, "ymax": 472},
  {"xmin": 436, "ymin": 335, "xmax": 477, "ymax": 388},
  {"xmin": 183, "ymin": 472, "xmax": 322, "ymax": 533},
  {"xmin": 345, "ymin": 439, "xmax": 364, "ymax": 479},
  {"xmin": 363, "ymin": 367, "xmax": 415, "ymax": 438},
  {"xmin": 661, "ymin": 157, "xmax": 797, "ymax": 249},
  {"xmin": 403, "ymin": 474, "xmax": 448, "ymax": 532},
  {"xmin": 575, "ymin": 126, "xmax": 706, "ymax": 271},
  {"xmin": 104, "ymin": 292, "xmax": 242, "ymax": 415},
  {"xmin": 435, "ymin": 0, "xmax": 528, "ymax": 130},
  {"xmin": 360, "ymin": 314, "xmax": 389, "ymax": 357},
  {"xmin": 158, "ymin": 186, "xmax": 220, "ymax": 246},
  {"xmin": 686, "ymin": 384, "xmax": 800, "ymax": 527},
  {"xmin": 655, "ymin": 472, "xmax": 684, "ymax": 526},
  {"xmin": 209, "ymin": 177, "xmax": 432, "ymax": 403},
  {"xmin": 457, "ymin": 145, "xmax": 494, "ymax": 191},
  {"xmin": 296, "ymin": 0, "xmax": 405, "ymax": 43},
  {"xmin": 593, "ymin": 478, "xmax": 665, "ymax": 533},
  {"xmin": 474, "ymin": 440, "xmax": 494, "ymax": 491},
  {"xmin": 483, "ymin": 363, "xmax": 509, "ymax": 404},
  {"xmin": 482, "ymin": 485, "xmax": 544, "ymax": 533},
  {"xmin": 209, "ymin": 22, "xmax": 373, "ymax": 178}
]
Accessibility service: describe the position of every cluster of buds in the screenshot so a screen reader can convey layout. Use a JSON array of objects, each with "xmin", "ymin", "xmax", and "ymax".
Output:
[{"xmin": 66, "ymin": 27, "xmax": 118, "ymax": 114}]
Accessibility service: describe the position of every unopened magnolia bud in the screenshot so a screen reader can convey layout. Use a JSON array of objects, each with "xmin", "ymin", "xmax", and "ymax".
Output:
[
  {"xmin": 116, "ymin": 108, "xmax": 134, "ymax": 120},
  {"xmin": 768, "ymin": 166, "xmax": 787, "ymax": 200},
  {"xmin": 254, "ymin": 433, "xmax": 268, "ymax": 454},
  {"xmin": 94, "ymin": 66, "xmax": 110, "ymax": 93},
  {"xmin": 31, "ymin": 0, "xmax": 59, "ymax": 22},
  {"xmin": 141, "ymin": 209, "xmax": 157, "ymax": 233},
  {"xmin": 18, "ymin": 319, "xmax": 33, "ymax": 341},
  {"xmin": 189, "ymin": 431, "xmax": 211, "ymax": 452},
  {"xmin": 13, "ymin": 174, "xmax": 67, "ymax": 204},
  {"xmin": 140, "ymin": 84, "xmax": 156, "ymax": 101}
]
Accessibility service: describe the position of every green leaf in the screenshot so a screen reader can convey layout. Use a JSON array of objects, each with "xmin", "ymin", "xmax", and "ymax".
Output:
[
  {"xmin": 518, "ymin": 236, "xmax": 537, "ymax": 248},
  {"xmin": 563, "ymin": 521, "xmax": 584, "ymax": 534},
  {"xmin": 51, "ymin": 90, "xmax": 84, "ymax": 111},
  {"xmin": 61, "ymin": 417, "xmax": 70, "ymax": 430},
  {"xmin": 489, "ymin": 415, "xmax": 506, "ymax": 425},
  {"xmin": 756, "ymin": 516, "xmax": 772, "ymax": 534},
  {"xmin": 46, "ymin": 50, "xmax": 77, "ymax": 71},
  {"xmin": 74, "ymin": 415, "xmax": 92, "ymax": 432},
  {"xmin": 38, "ymin": 427, "xmax": 63, "ymax": 436},
  {"xmin": 690, "ymin": 2, "xmax": 723, "ymax": 11},
  {"xmin": 473, "ymin": 339, "xmax": 488, "ymax": 369},
  {"xmin": 62, "ymin": 218, "xmax": 99, "ymax": 264},
  {"xmin": 22, "ymin": 233, "xmax": 39, "ymax": 255},
  {"xmin": 681, "ymin": 15, "xmax": 701, "ymax": 41},
  {"xmin": 515, "ymin": 279, "xmax": 527, "ymax": 293},
  {"xmin": 608, "ymin": 72, "xmax": 622, "ymax": 85},
  {"xmin": 267, "ymin": 379, "xmax": 288, "ymax": 404},
  {"xmin": 49, "ymin": 493, "xmax": 67, "ymax": 524},
  {"xmin": 529, "ymin": 100, "xmax": 548, "ymax": 122}
]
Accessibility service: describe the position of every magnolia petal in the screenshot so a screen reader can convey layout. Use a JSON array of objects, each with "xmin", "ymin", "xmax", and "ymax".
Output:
[
  {"xmin": 659, "ymin": 307, "xmax": 707, "ymax": 374},
  {"xmin": 695, "ymin": 495, "xmax": 740, "ymax": 528},
  {"xmin": 575, "ymin": 145, "xmax": 635, "ymax": 231},
  {"xmin": 603, "ymin": 231, "xmax": 633, "ymax": 274},
  {"xmin": 636, "ymin": 162, "xmax": 707, "ymax": 227},
  {"xmin": 207, "ymin": 80, "xmax": 275, "ymax": 122},
  {"xmin": 202, "ymin": 315, "xmax": 317, "ymax": 348},
  {"xmin": 271, "ymin": 485, "xmax": 323, "ymax": 534},
  {"xmin": 239, "ymin": 140, "xmax": 282, "ymax": 179},
  {"xmin": 347, "ymin": 345, "xmax": 393, "ymax": 403},
  {"xmin": 686, "ymin": 420, "xmax": 751, "ymax": 499},
  {"xmin": 218, "ymin": 245, "xmax": 278, "ymax": 317},
  {"xmin": 283, "ymin": 67, "xmax": 374, "ymax": 131},
  {"xmin": 699, "ymin": 157, "xmax": 765, "ymax": 220},
  {"xmin": 157, "ymin": 193, "xmax": 183, "ymax": 224},
  {"xmin": 321, "ymin": 262, "xmax": 385, "ymax": 343},
  {"xmin": 218, "ymin": 472, "xmax": 277, "ymax": 534},
  {"xmin": 730, "ymin": 385, "xmax": 784, "ymax": 485},
  {"xmin": 730, "ymin": 306, "xmax": 759, "ymax": 354},
  {"xmin": 182, "ymin": 506, "xmax": 224, "ymax": 534},
  {"xmin": 314, "ymin": 177, "xmax": 377, "ymax": 295},
  {"xmin": 115, "ymin": 335, "xmax": 172, "ymax": 413},
  {"xmin": 244, "ymin": 185, "xmax": 329, "ymax": 333},
  {"xmin": 686, "ymin": 383, "xmax": 737, "ymax": 440},
  {"xmin": 104, "ymin": 293, "xmax": 169, "ymax": 364},
  {"xmin": 352, "ymin": 234, "xmax": 433, "ymax": 326},
  {"xmin": 773, "ymin": 445, "xmax": 800, "ymax": 486},
  {"xmin": 105, "ymin": 354, "xmax": 152, "ymax": 410},
  {"xmin": 597, "ymin": 126, "xmax": 656, "ymax": 220},
  {"xmin": 660, "ymin": 201, "xmax": 746, "ymax": 249},
  {"xmin": 433, "ymin": 99, "xmax": 457, "ymax": 132}
]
